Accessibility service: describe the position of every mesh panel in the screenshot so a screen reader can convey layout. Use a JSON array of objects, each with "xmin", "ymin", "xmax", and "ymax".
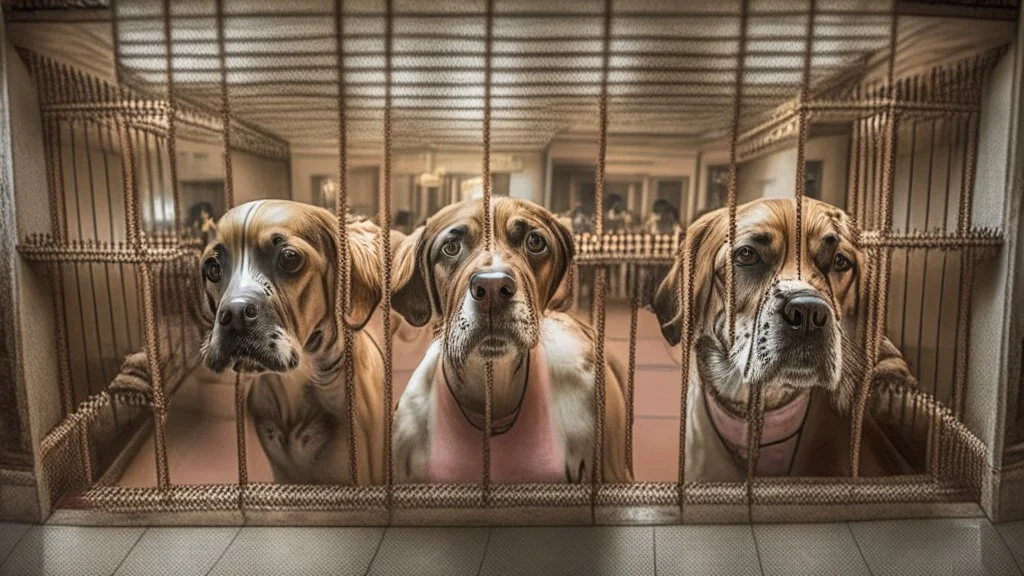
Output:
[{"xmin": 7, "ymin": 0, "xmax": 1014, "ymax": 524}]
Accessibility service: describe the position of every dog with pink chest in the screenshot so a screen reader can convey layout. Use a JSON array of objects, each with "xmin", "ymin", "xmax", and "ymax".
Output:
[
  {"xmin": 390, "ymin": 198, "xmax": 632, "ymax": 484},
  {"xmin": 650, "ymin": 198, "xmax": 915, "ymax": 480}
]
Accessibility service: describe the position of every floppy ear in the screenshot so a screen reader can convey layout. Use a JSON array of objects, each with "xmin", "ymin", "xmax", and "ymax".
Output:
[
  {"xmin": 539, "ymin": 213, "xmax": 576, "ymax": 310},
  {"xmin": 309, "ymin": 210, "xmax": 382, "ymax": 331},
  {"xmin": 650, "ymin": 208, "xmax": 724, "ymax": 346},
  {"xmin": 545, "ymin": 215, "xmax": 576, "ymax": 311},
  {"xmin": 390, "ymin": 226, "xmax": 433, "ymax": 327},
  {"xmin": 344, "ymin": 220, "xmax": 385, "ymax": 330}
]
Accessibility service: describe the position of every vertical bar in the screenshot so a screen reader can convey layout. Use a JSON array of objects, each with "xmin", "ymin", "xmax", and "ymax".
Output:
[
  {"xmin": 381, "ymin": 0, "xmax": 396, "ymax": 510},
  {"xmin": 216, "ymin": 0, "xmax": 234, "ymax": 210},
  {"xmin": 235, "ymin": 371, "xmax": 247, "ymax": 501},
  {"xmin": 43, "ymin": 117, "xmax": 74, "ymax": 416},
  {"xmin": 104, "ymin": 122, "xmax": 134, "ymax": 362},
  {"xmin": 675, "ymin": 228, "xmax": 698, "ymax": 512},
  {"xmin": 590, "ymin": 0, "xmax": 612, "ymax": 519},
  {"xmin": 725, "ymin": 0, "xmax": 750, "ymax": 346},
  {"xmin": 913, "ymin": 113, "xmax": 937, "ymax": 380},
  {"xmin": 83, "ymin": 122, "xmax": 112, "ymax": 388},
  {"xmin": 481, "ymin": 0, "xmax": 495, "ymax": 505},
  {"xmin": 119, "ymin": 119, "xmax": 171, "ymax": 490},
  {"xmin": 68, "ymin": 122, "xmax": 97, "ymax": 397},
  {"xmin": 97, "ymin": 125, "xmax": 124, "ymax": 390},
  {"xmin": 163, "ymin": 0, "xmax": 182, "ymax": 236},
  {"xmin": 952, "ymin": 105, "xmax": 979, "ymax": 418},
  {"xmin": 109, "ymin": 0, "xmax": 123, "ymax": 85},
  {"xmin": 334, "ymin": 0, "xmax": 359, "ymax": 486},
  {"xmin": 929, "ymin": 115, "xmax": 957, "ymax": 476},
  {"xmin": 792, "ymin": 0, "xmax": 816, "ymax": 281},
  {"xmin": 626, "ymin": 265, "xmax": 639, "ymax": 475},
  {"xmin": 851, "ymin": 7, "xmax": 899, "ymax": 478},
  {"xmin": 847, "ymin": 109, "xmax": 860, "ymax": 219},
  {"xmin": 898, "ymin": 117, "xmax": 918, "ymax": 361}
]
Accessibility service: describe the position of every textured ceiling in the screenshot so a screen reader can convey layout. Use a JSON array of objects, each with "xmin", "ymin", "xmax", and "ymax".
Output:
[{"xmin": 6, "ymin": 0, "xmax": 1017, "ymax": 151}]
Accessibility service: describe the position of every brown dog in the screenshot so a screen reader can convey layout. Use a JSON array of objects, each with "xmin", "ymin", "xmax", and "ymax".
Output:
[
  {"xmin": 651, "ymin": 198, "xmax": 914, "ymax": 480},
  {"xmin": 390, "ymin": 198, "xmax": 632, "ymax": 483},
  {"xmin": 199, "ymin": 200, "xmax": 386, "ymax": 485}
]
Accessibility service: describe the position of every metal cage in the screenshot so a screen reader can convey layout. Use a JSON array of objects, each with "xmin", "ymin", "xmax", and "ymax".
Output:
[{"xmin": 3, "ymin": 0, "xmax": 1016, "ymax": 525}]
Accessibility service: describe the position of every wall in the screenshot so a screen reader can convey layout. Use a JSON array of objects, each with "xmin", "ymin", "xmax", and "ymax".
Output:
[
  {"xmin": 231, "ymin": 150, "xmax": 290, "ymax": 204},
  {"xmin": 965, "ymin": 37, "xmax": 1020, "ymax": 520},
  {"xmin": 289, "ymin": 148, "xmax": 546, "ymax": 214},
  {"xmin": 3, "ymin": 37, "xmax": 60, "ymax": 522},
  {"xmin": 175, "ymin": 141, "xmax": 290, "ymax": 207},
  {"xmin": 734, "ymin": 133, "xmax": 850, "ymax": 209}
]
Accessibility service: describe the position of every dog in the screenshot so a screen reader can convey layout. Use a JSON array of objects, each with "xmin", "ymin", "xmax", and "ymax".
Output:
[
  {"xmin": 390, "ymin": 198, "xmax": 632, "ymax": 484},
  {"xmin": 197, "ymin": 200, "xmax": 387, "ymax": 485},
  {"xmin": 650, "ymin": 197, "xmax": 915, "ymax": 481}
]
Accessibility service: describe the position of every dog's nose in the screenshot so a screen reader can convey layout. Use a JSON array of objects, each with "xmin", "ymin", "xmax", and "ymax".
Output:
[
  {"xmin": 469, "ymin": 271, "xmax": 516, "ymax": 310},
  {"xmin": 218, "ymin": 297, "xmax": 260, "ymax": 333},
  {"xmin": 780, "ymin": 295, "xmax": 830, "ymax": 335}
]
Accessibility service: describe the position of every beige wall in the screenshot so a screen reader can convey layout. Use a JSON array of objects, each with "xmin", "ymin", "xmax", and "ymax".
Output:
[
  {"xmin": 735, "ymin": 133, "xmax": 850, "ymax": 209},
  {"xmin": 231, "ymin": 150, "xmax": 290, "ymax": 204}
]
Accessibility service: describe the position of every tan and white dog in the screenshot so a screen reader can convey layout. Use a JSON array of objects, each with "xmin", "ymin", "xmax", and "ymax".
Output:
[
  {"xmin": 198, "ymin": 200, "xmax": 386, "ymax": 485},
  {"xmin": 390, "ymin": 198, "xmax": 632, "ymax": 484},
  {"xmin": 651, "ymin": 198, "xmax": 915, "ymax": 481}
]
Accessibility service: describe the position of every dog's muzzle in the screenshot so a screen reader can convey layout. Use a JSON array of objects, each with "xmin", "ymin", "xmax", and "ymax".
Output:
[
  {"xmin": 206, "ymin": 292, "xmax": 297, "ymax": 373},
  {"xmin": 748, "ymin": 280, "xmax": 841, "ymax": 387}
]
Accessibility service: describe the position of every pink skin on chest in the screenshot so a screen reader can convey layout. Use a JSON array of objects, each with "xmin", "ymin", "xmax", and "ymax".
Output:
[{"xmin": 427, "ymin": 347, "xmax": 566, "ymax": 483}]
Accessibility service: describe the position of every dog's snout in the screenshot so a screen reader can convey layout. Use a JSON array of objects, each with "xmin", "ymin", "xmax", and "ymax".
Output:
[
  {"xmin": 469, "ymin": 271, "xmax": 516, "ymax": 309},
  {"xmin": 781, "ymin": 295, "xmax": 830, "ymax": 335},
  {"xmin": 218, "ymin": 297, "xmax": 260, "ymax": 333}
]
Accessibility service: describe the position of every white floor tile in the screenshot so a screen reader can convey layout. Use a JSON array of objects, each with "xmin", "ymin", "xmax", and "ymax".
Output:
[
  {"xmin": 851, "ymin": 518, "xmax": 1021, "ymax": 576},
  {"xmin": 0, "ymin": 525, "xmax": 144, "ymax": 576},
  {"xmin": 754, "ymin": 523, "xmax": 870, "ymax": 576},
  {"xmin": 207, "ymin": 527, "xmax": 383, "ymax": 576},
  {"xmin": 0, "ymin": 524, "xmax": 30, "ymax": 566},
  {"xmin": 114, "ymin": 527, "xmax": 240, "ymax": 576},
  {"xmin": 655, "ymin": 525, "xmax": 763, "ymax": 576},
  {"xmin": 480, "ymin": 526, "xmax": 654, "ymax": 576},
  {"xmin": 368, "ymin": 527, "xmax": 489, "ymax": 576}
]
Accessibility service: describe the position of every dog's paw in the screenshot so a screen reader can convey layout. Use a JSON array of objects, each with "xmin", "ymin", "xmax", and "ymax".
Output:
[
  {"xmin": 109, "ymin": 351, "xmax": 154, "ymax": 407},
  {"xmin": 871, "ymin": 336, "xmax": 918, "ymax": 394}
]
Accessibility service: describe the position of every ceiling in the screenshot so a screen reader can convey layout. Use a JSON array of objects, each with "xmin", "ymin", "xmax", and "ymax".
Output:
[{"xmin": 4, "ymin": 0, "xmax": 1017, "ymax": 152}]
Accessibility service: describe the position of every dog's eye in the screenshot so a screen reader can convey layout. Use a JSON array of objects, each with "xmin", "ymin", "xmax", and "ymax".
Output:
[
  {"xmin": 734, "ymin": 246, "xmax": 760, "ymax": 267},
  {"xmin": 203, "ymin": 257, "xmax": 222, "ymax": 283},
  {"xmin": 833, "ymin": 253, "xmax": 853, "ymax": 272},
  {"xmin": 441, "ymin": 240, "xmax": 461, "ymax": 257},
  {"xmin": 278, "ymin": 247, "xmax": 304, "ymax": 274},
  {"xmin": 526, "ymin": 232, "xmax": 547, "ymax": 254}
]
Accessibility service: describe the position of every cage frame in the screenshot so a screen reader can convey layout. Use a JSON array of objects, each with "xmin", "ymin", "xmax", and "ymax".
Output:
[{"xmin": 4, "ymin": 0, "xmax": 1013, "ymax": 526}]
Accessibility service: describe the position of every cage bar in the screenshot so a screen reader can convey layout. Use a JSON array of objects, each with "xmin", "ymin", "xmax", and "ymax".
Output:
[
  {"xmin": 7, "ymin": 0, "xmax": 1012, "ymax": 525},
  {"xmin": 380, "ymin": 0, "xmax": 395, "ymax": 512},
  {"xmin": 334, "ymin": 0, "xmax": 359, "ymax": 487}
]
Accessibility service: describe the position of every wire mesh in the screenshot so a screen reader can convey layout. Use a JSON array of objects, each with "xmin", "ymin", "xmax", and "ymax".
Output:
[{"xmin": 7, "ymin": 0, "xmax": 1013, "ymax": 523}]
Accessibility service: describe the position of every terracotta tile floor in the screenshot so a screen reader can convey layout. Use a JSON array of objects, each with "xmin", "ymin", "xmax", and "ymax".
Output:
[{"xmin": 117, "ymin": 304, "xmax": 683, "ymax": 485}]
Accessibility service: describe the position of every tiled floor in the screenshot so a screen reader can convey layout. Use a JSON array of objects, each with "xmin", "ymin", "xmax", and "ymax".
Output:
[{"xmin": 1, "ymin": 519, "xmax": 1021, "ymax": 576}]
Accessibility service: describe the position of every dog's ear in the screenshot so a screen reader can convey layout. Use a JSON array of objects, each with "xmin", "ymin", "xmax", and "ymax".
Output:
[
  {"xmin": 540, "ymin": 213, "xmax": 576, "ymax": 310},
  {"xmin": 344, "ymin": 220, "xmax": 385, "ymax": 330},
  {"xmin": 309, "ymin": 210, "xmax": 383, "ymax": 331},
  {"xmin": 390, "ymin": 226, "xmax": 433, "ymax": 327},
  {"xmin": 545, "ymin": 216, "xmax": 576, "ymax": 311},
  {"xmin": 650, "ymin": 208, "xmax": 725, "ymax": 346}
]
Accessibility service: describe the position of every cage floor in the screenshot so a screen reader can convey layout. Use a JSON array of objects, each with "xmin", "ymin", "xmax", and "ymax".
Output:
[{"xmin": 114, "ymin": 303, "xmax": 685, "ymax": 486}]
